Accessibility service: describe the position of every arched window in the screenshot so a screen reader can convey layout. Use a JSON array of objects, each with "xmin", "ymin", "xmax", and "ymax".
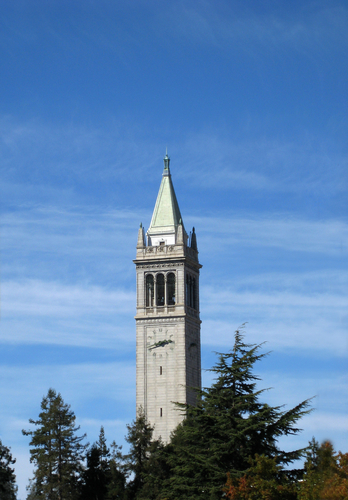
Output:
[
  {"xmin": 146, "ymin": 274, "xmax": 154, "ymax": 307},
  {"xmin": 156, "ymin": 274, "xmax": 165, "ymax": 306},
  {"xmin": 167, "ymin": 273, "xmax": 176, "ymax": 305}
]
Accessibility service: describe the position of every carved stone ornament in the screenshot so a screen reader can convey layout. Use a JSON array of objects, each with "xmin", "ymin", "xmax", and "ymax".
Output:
[
  {"xmin": 138, "ymin": 317, "xmax": 185, "ymax": 324},
  {"xmin": 136, "ymin": 262, "xmax": 184, "ymax": 270}
]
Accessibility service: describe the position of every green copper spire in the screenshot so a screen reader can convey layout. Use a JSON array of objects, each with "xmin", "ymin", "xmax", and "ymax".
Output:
[{"xmin": 147, "ymin": 154, "xmax": 184, "ymax": 245}]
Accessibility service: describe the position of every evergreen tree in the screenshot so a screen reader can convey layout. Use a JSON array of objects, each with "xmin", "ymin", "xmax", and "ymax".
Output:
[
  {"xmin": 299, "ymin": 440, "xmax": 348, "ymax": 500},
  {"xmin": 123, "ymin": 407, "xmax": 163, "ymax": 499},
  {"xmin": 107, "ymin": 441, "xmax": 126, "ymax": 500},
  {"xmin": 26, "ymin": 478, "xmax": 40, "ymax": 500},
  {"xmin": 79, "ymin": 426, "xmax": 126, "ymax": 500},
  {"xmin": 321, "ymin": 451, "xmax": 348, "ymax": 500},
  {"xmin": 79, "ymin": 444, "xmax": 108, "ymax": 500},
  {"xmin": 96, "ymin": 426, "xmax": 111, "ymax": 475},
  {"xmin": 135, "ymin": 438, "xmax": 169, "ymax": 500},
  {"xmin": 161, "ymin": 329, "xmax": 311, "ymax": 499},
  {"xmin": 23, "ymin": 388, "xmax": 87, "ymax": 500},
  {"xmin": 223, "ymin": 454, "xmax": 297, "ymax": 500},
  {"xmin": 0, "ymin": 439, "xmax": 17, "ymax": 500}
]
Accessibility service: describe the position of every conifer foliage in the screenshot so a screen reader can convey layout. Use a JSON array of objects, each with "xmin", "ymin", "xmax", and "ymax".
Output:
[
  {"xmin": 79, "ymin": 438, "xmax": 109, "ymax": 499},
  {"xmin": 298, "ymin": 439, "xmax": 348, "ymax": 500},
  {"xmin": 18, "ymin": 332, "xmax": 322, "ymax": 500},
  {"xmin": 78, "ymin": 426, "xmax": 127, "ymax": 500},
  {"xmin": 162, "ymin": 329, "xmax": 312, "ymax": 499},
  {"xmin": 123, "ymin": 407, "xmax": 164, "ymax": 499},
  {"xmin": 223, "ymin": 454, "xmax": 298, "ymax": 500},
  {"xmin": 23, "ymin": 388, "xmax": 87, "ymax": 500},
  {"xmin": 0, "ymin": 439, "xmax": 17, "ymax": 500}
]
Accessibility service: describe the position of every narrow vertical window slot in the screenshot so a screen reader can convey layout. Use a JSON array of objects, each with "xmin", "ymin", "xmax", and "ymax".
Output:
[
  {"xmin": 160, "ymin": 366, "xmax": 162, "ymax": 375},
  {"xmin": 160, "ymin": 408, "xmax": 163, "ymax": 417}
]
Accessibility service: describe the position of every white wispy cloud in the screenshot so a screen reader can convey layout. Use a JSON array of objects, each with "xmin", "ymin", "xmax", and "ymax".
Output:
[
  {"xmin": 200, "ymin": 267, "xmax": 348, "ymax": 355},
  {"xmin": 0, "ymin": 116, "xmax": 161, "ymax": 188},
  {"xmin": 1, "ymin": 205, "xmax": 143, "ymax": 285},
  {"xmin": 4, "ymin": 206, "xmax": 347, "ymax": 278},
  {"xmin": 1, "ymin": 116, "xmax": 346, "ymax": 203},
  {"xmin": 1, "ymin": 279, "xmax": 134, "ymax": 347},
  {"xmin": 196, "ymin": 215, "xmax": 348, "ymax": 255},
  {"xmin": 177, "ymin": 133, "xmax": 348, "ymax": 195},
  {"xmin": 2, "ymin": 205, "xmax": 346, "ymax": 351},
  {"xmin": 0, "ymin": 362, "xmax": 135, "ymax": 427},
  {"xmin": 162, "ymin": 2, "xmax": 348, "ymax": 54},
  {"xmin": 202, "ymin": 310, "xmax": 347, "ymax": 356},
  {"xmin": 3, "ymin": 280, "xmax": 133, "ymax": 316},
  {"xmin": 305, "ymin": 413, "xmax": 348, "ymax": 433},
  {"xmin": 202, "ymin": 317, "xmax": 347, "ymax": 355}
]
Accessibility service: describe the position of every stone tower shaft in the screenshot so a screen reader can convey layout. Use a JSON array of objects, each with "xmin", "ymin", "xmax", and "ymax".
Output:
[{"xmin": 134, "ymin": 154, "xmax": 202, "ymax": 442}]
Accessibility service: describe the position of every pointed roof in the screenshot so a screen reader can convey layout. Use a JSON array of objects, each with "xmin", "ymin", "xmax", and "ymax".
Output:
[{"xmin": 148, "ymin": 153, "xmax": 183, "ymax": 236}]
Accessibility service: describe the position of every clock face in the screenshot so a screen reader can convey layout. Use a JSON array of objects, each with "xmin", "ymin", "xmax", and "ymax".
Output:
[{"xmin": 147, "ymin": 328, "xmax": 175, "ymax": 351}]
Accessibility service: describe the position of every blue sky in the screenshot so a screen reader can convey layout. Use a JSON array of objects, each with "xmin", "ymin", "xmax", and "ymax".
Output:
[{"xmin": 0, "ymin": 1, "xmax": 347, "ymax": 497}]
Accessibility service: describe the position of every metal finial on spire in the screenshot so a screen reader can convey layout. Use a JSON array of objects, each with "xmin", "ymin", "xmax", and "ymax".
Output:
[{"xmin": 163, "ymin": 148, "xmax": 170, "ymax": 173}]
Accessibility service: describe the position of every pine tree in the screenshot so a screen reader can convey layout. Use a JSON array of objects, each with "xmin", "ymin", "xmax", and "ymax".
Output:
[
  {"xmin": 223, "ymin": 454, "xmax": 297, "ymax": 500},
  {"xmin": 79, "ymin": 426, "xmax": 126, "ymax": 500},
  {"xmin": 26, "ymin": 478, "xmax": 40, "ymax": 500},
  {"xmin": 299, "ymin": 440, "xmax": 348, "ymax": 500},
  {"xmin": 0, "ymin": 439, "xmax": 17, "ymax": 500},
  {"xmin": 96, "ymin": 426, "xmax": 111, "ymax": 475},
  {"xmin": 23, "ymin": 388, "xmax": 87, "ymax": 500},
  {"xmin": 79, "ymin": 444, "xmax": 108, "ymax": 500},
  {"xmin": 161, "ymin": 329, "xmax": 312, "ymax": 499},
  {"xmin": 123, "ymin": 407, "xmax": 163, "ymax": 500},
  {"xmin": 107, "ymin": 441, "xmax": 126, "ymax": 500},
  {"xmin": 135, "ymin": 437, "xmax": 168, "ymax": 500}
]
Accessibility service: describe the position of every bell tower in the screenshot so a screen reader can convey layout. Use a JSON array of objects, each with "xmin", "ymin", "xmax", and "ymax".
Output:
[{"xmin": 134, "ymin": 153, "xmax": 202, "ymax": 442}]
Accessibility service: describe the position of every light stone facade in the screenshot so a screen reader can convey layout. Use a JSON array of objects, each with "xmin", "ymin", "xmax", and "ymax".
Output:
[{"xmin": 134, "ymin": 154, "xmax": 202, "ymax": 442}]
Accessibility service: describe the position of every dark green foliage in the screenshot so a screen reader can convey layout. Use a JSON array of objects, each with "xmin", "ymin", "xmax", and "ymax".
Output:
[
  {"xmin": 23, "ymin": 388, "xmax": 87, "ymax": 500},
  {"xmin": 0, "ymin": 439, "xmax": 17, "ymax": 500},
  {"xmin": 123, "ymin": 407, "xmax": 154, "ymax": 497},
  {"xmin": 223, "ymin": 454, "xmax": 298, "ymax": 500},
  {"xmin": 304, "ymin": 438, "xmax": 336, "ymax": 475},
  {"xmin": 107, "ymin": 441, "xmax": 126, "ymax": 499},
  {"xmin": 79, "ymin": 426, "xmax": 126, "ymax": 500},
  {"xmin": 79, "ymin": 444, "xmax": 108, "ymax": 500},
  {"xmin": 123, "ymin": 408, "xmax": 164, "ymax": 500},
  {"xmin": 26, "ymin": 479, "xmax": 40, "ymax": 500},
  {"xmin": 135, "ymin": 439, "xmax": 169, "ymax": 500},
  {"xmin": 21, "ymin": 332, "xmax": 313, "ymax": 500},
  {"xmin": 159, "ymin": 329, "xmax": 312, "ymax": 499},
  {"xmin": 298, "ymin": 438, "xmax": 346, "ymax": 500},
  {"xmin": 107, "ymin": 466, "xmax": 126, "ymax": 500}
]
